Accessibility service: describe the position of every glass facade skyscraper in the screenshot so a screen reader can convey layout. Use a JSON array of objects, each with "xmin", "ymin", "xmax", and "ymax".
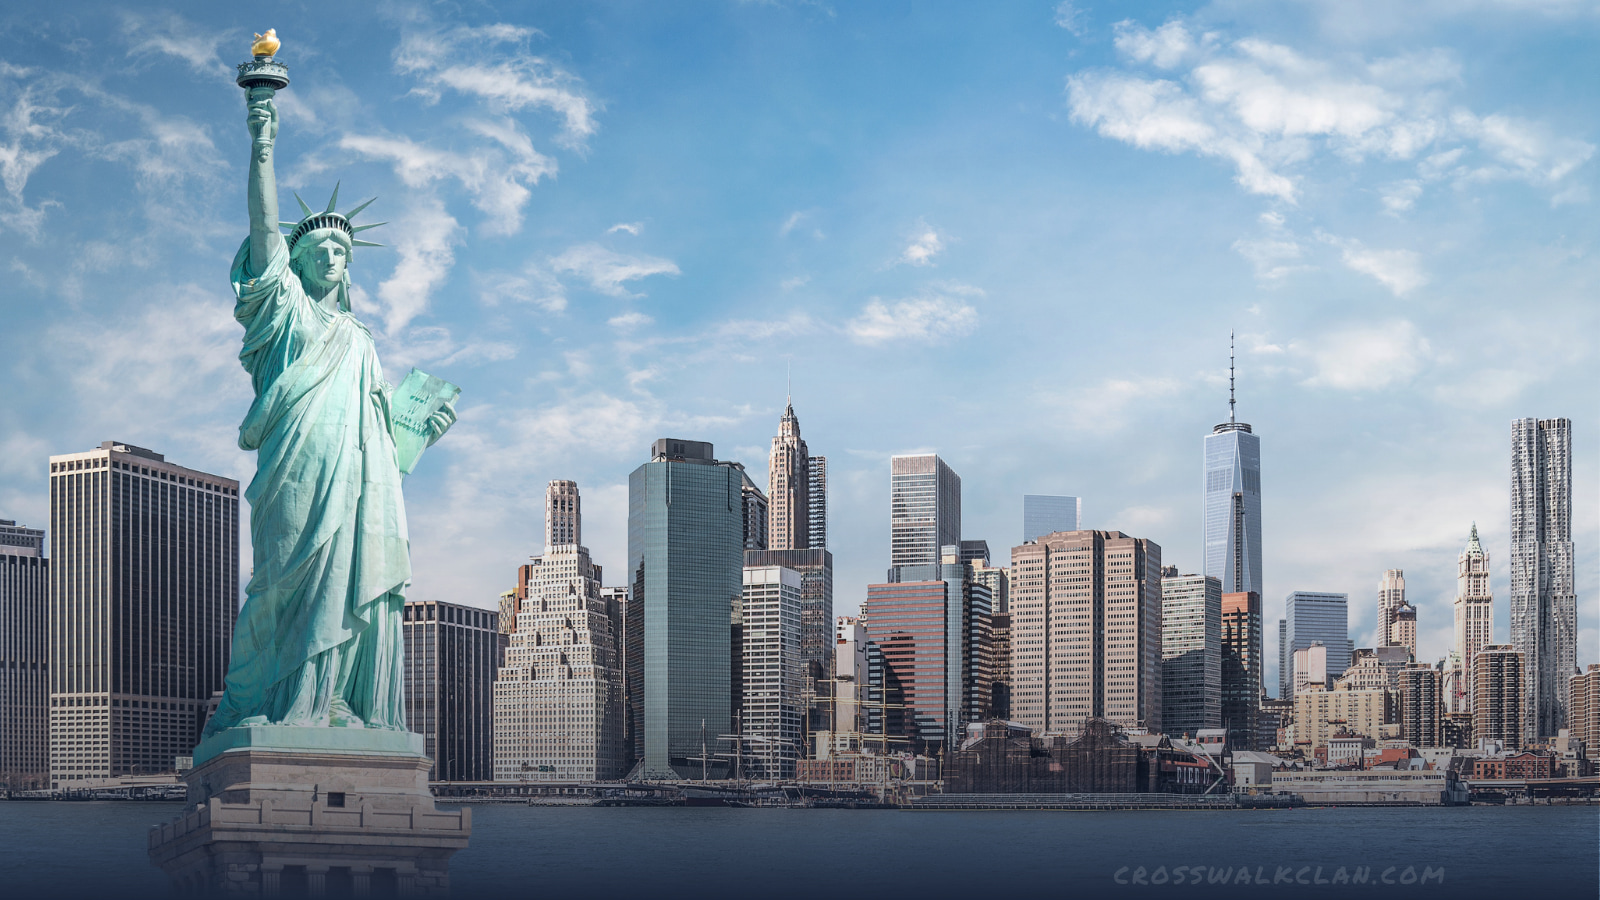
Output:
[
  {"xmin": 1161, "ymin": 573, "xmax": 1222, "ymax": 737},
  {"xmin": 1283, "ymin": 591, "xmax": 1353, "ymax": 684},
  {"xmin": 1022, "ymin": 494, "xmax": 1081, "ymax": 543},
  {"xmin": 1204, "ymin": 422, "xmax": 1262, "ymax": 597},
  {"xmin": 889, "ymin": 454, "xmax": 961, "ymax": 570},
  {"xmin": 403, "ymin": 600, "xmax": 503, "ymax": 782},
  {"xmin": 628, "ymin": 439, "xmax": 745, "ymax": 780},
  {"xmin": 0, "ymin": 519, "xmax": 48, "ymax": 789},
  {"xmin": 1509, "ymin": 417, "xmax": 1576, "ymax": 741}
]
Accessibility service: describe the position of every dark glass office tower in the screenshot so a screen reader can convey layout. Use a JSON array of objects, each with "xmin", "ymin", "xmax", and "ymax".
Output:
[
  {"xmin": 628, "ymin": 439, "xmax": 745, "ymax": 780},
  {"xmin": 0, "ymin": 519, "xmax": 48, "ymax": 789},
  {"xmin": 403, "ymin": 600, "xmax": 504, "ymax": 782},
  {"xmin": 48, "ymin": 442, "xmax": 239, "ymax": 788}
]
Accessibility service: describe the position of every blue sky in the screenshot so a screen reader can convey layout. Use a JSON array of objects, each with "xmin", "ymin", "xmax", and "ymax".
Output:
[{"xmin": 1, "ymin": 1, "xmax": 1596, "ymax": 692}]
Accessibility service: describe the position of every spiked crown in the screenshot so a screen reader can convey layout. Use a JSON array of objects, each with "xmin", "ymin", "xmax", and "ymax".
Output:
[{"xmin": 281, "ymin": 182, "xmax": 386, "ymax": 253}]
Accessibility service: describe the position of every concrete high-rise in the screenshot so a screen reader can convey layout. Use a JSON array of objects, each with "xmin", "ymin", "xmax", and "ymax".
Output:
[
  {"xmin": 1390, "ymin": 601, "xmax": 1417, "ymax": 659},
  {"xmin": 744, "ymin": 549, "xmax": 834, "ymax": 723},
  {"xmin": 1453, "ymin": 524, "xmax": 1494, "ymax": 714},
  {"xmin": 1160, "ymin": 573, "xmax": 1221, "ymax": 737},
  {"xmin": 544, "ymin": 479, "xmax": 581, "ymax": 550},
  {"xmin": 890, "ymin": 455, "xmax": 960, "ymax": 570},
  {"xmin": 1509, "ymin": 417, "xmax": 1577, "ymax": 741},
  {"xmin": 807, "ymin": 456, "xmax": 828, "ymax": 550},
  {"xmin": 1474, "ymin": 644, "xmax": 1524, "ymax": 751},
  {"xmin": 739, "ymin": 469, "xmax": 769, "ymax": 551},
  {"xmin": 1203, "ymin": 346, "xmax": 1262, "ymax": 598},
  {"xmin": 1009, "ymin": 530, "xmax": 1162, "ymax": 739},
  {"xmin": 970, "ymin": 559, "xmax": 1010, "ymax": 718},
  {"xmin": 403, "ymin": 600, "xmax": 503, "ymax": 782},
  {"xmin": 495, "ymin": 481, "xmax": 624, "ymax": 783},
  {"xmin": 1022, "ymin": 495, "xmax": 1080, "ymax": 544},
  {"xmin": 863, "ymin": 554, "xmax": 992, "ymax": 755},
  {"xmin": 739, "ymin": 565, "xmax": 804, "ymax": 779},
  {"xmin": 1570, "ymin": 665, "xmax": 1600, "ymax": 760},
  {"xmin": 628, "ymin": 439, "xmax": 745, "ymax": 779},
  {"xmin": 1283, "ymin": 592, "xmax": 1353, "ymax": 688},
  {"xmin": 1, "ymin": 519, "xmax": 48, "ymax": 790},
  {"xmin": 1222, "ymin": 591, "xmax": 1262, "ymax": 751},
  {"xmin": 48, "ymin": 442, "xmax": 239, "ymax": 788},
  {"xmin": 1378, "ymin": 569, "xmax": 1405, "ymax": 648}
]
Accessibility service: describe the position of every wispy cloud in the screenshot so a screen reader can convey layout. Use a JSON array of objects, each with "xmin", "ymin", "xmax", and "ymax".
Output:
[
  {"xmin": 1298, "ymin": 320, "xmax": 1432, "ymax": 390},
  {"xmin": 607, "ymin": 222, "xmax": 643, "ymax": 235},
  {"xmin": 395, "ymin": 24, "xmax": 598, "ymax": 148},
  {"xmin": 340, "ymin": 127, "xmax": 555, "ymax": 235},
  {"xmin": 119, "ymin": 12, "xmax": 229, "ymax": 79},
  {"xmin": 847, "ymin": 285, "xmax": 980, "ymax": 345},
  {"xmin": 1066, "ymin": 19, "xmax": 1593, "ymax": 205},
  {"xmin": 1319, "ymin": 232, "xmax": 1428, "ymax": 296},
  {"xmin": 549, "ymin": 243, "xmax": 680, "ymax": 298},
  {"xmin": 1053, "ymin": 2, "xmax": 1090, "ymax": 36},
  {"xmin": 373, "ymin": 196, "xmax": 463, "ymax": 336}
]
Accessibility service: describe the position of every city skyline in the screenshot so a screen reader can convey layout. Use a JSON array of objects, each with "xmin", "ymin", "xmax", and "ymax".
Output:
[{"xmin": 0, "ymin": 5, "xmax": 1594, "ymax": 697}]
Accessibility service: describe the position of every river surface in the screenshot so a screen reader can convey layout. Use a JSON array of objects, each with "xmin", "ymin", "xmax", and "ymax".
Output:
[{"xmin": 0, "ymin": 801, "xmax": 1593, "ymax": 899}]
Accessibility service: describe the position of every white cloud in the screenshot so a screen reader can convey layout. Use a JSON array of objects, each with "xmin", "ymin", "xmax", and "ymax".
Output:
[
  {"xmin": 1232, "ymin": 236, "xmax": 1311, "ymax": 281},
  {"xmin": 1381, "ymin": 179, "xmax": 1424, "ymax": 214},
  {"xmin": 341, "ymin": 126, "xmax": 554, "ymax": 235},
  {"xmin": 476, "ymin": 264, "xmax": 567, "ymax": 313},
  {"xmin": 607, "ymin": 222, "xmax": 643, "ymax": 235},
  {"xmin": 608, "ymin": 312, "xmax": 654, "ymax": 331},
  {"xmin": 549, "ymin": 243, "xmax": 680, "ymax": 298},
  {"xmin": 1053, "ymin": 2, "xmax": 1089, "ymax": 36},
  {"xmin": 900, "ymin": 220, "xmax": 945, "ymax": 266},
  {"xmin": 374, "ymin": 197, "xmax": 463, "ymax": 336},
  {"xmin": 395, "ymin": 24, "xmax": 598, "ymax": 148},
  {"xmin": 1320, "ymin": 233, "xmax": 1428, "ymax": 296},
  {"xmin": 120, "ymin": 13, "xmax": 229, "ymax": 79},
  {"xmin": 847, "ymin": 287, "xmax": 979, "ymax": 345},
  {"xmin": 1065, "ymin": 21, "xmax": 1593, "ymax": 205},
  {"xmin": 1298, "ymin": 320, "xmax": 1431, "ymax": 390}
]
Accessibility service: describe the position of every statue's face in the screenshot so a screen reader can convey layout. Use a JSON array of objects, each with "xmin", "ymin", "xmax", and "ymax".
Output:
[{"xmin": 296, "ymin": 231, "xmax": 349, "ymax": 290}]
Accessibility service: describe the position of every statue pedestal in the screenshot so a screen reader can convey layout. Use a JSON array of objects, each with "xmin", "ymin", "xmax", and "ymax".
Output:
[{"xmin": 149, "ymin": 727, "xmax": 470, "ymax": 895}]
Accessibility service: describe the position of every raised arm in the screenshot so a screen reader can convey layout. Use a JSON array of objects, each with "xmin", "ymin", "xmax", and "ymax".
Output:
[{"xmin": 246, "ymin": 87, "xmax": 282, "ymax": 273}]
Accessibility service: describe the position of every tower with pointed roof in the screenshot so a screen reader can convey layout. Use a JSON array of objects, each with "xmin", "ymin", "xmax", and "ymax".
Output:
[
  {"xmin": 1454, "ymin": 523, "xmax": 1494, "ymax": 715},
  {"xmin": 768, "ymin": 396, "xmax": 811, "ymax": 551},
  {"xmin": 1203, "ymin": 334, "xmax": 1262, "ymax": 598}
]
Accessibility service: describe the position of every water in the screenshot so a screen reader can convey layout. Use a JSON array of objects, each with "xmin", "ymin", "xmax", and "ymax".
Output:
[{"xmin": 1, "ymin": 801, "xmax": 1594, "ymax": 899}]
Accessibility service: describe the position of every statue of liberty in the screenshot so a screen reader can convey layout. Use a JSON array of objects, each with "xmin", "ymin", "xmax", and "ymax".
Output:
[{"xmin": 202, "ymin": 78, "xmax": 457, "ymax": 739}]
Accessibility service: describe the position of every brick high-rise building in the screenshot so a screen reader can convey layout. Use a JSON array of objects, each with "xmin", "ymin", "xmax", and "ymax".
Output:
[
  {"xmin": 0, "ymin": 518, "xmax": 48, "ymax": 789},
  {"xmin": 1008, "ymin": 530, "xmax": 1162, "ymax": 739},
  {"xmin": 1570, "ymin": 664, "xmax": 1600, "ymax": 761},
  {"xmin": 1398, "ymin": 664, "xmax": 1444, "ymax": 748},
  {"xmin": 48, "ymin": 442, "xmax": 239, "ymax": 788},
  {"xmin": 1509, "ymin": 417, "xmax": 1577, "ymax": 741},
  {"xmin": 1474, "ymin": 644, "xmax": 1525, "ymax": 751},
  {"xmin": 1378, "ymin": 569, "xmax": 1405, "ymax": 648},
  {"xmin": 1221, "ymin": 591, "xmax": 1262, "ymax": 751},
  {"xmin": 863, "ymin": 556, "xmax": 992, "ymax": 755}
]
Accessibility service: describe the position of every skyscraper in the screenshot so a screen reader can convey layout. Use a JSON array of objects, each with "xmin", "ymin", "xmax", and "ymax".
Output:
[
  {"xmin": 48, "ymin": 442, "xmax": 239, "ymax": 788},
  {"xmin": 767, "ymin": 400, "xmax": 811, "ymax": 551},
  {"xmin": 495, "ymin": 481, "xmax": 624, "ymax": 783},
  {"xmin": 739, "ymin": 565, "xmax": 803, "ymax": 779},
  {"xmin": 1203, "ymin": 344, "xmax": 1262, "ymax": 598},
  {"xmin": 0, "ymin": 519, "xmax": 48, "ymax": 790},
  {"xmin": 1474, "ymin": 645, "xmax": 1524, "ymax": 751},
  {"xmin": 628, "ymin": 439, "xmax": 745, "ymax": 779},
  {"xmin": 403, "ymin": 600, "xmax": 503, "ymax": 782},
  {"xmin": 1283, "ymin": 591, "xmax": 1353, "ymax": 682},
  {"xmin": 1454, "ymin": 524, "xmax": 1494, "ymax": 714},
  {"xmin": 1398, "ymin": 664, "xmax": 1444, "ymax": 748},
  {"xmin": 807, "ymin": 456, "xmax": 828, "ymax": 550},
  {"xmin": 890, "ymin": 454, "xmax": 961, "ymax": 570},
  {"xmin": 1008, "ymin": 530, "xmax": 1162, "ymax": 739},
  {"xmin": 1160, "ymin": 573, "xmax": 1222, "ymax": 737},
  {"xmin": 1221, "ymin": 591, "xmax": 1262, "ymax": 751},
  {"xmin": 738, "ymin": 468, "xmax": 769, "ymax": 551},
  {"xmin": 1022, "ymin": 495, "xmax": 1081, "ymax": 543},
  {"xmin": 862, "ymin": 556, "xmax": 992, "ymax": 754},
  {"xmin": 1390, "ymin": 601, "xmax": 1417, "ymax": 657},
  {"xmin": 1509, "ymin": 417, "xmax": 1576, "ymax": 741},
  {"xmin": 1378, "ymin": 569, "xmax": 1405, "ymax": 647},
  {"xmin": 1277, "ymin": 618, "xmax": 1288, "ymax": 700},
  {"xmin": 744, "ymin": 549, "xmax": 834, "ymax": 718},
  {"xmin": 545, "ymin": 479, "xmax": 581, "ymax": 550}
]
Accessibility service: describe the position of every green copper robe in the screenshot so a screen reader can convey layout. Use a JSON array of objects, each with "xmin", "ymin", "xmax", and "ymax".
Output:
[{"xmin": 204, "ymin": 235, "xmax": 410, "ymax": 736}]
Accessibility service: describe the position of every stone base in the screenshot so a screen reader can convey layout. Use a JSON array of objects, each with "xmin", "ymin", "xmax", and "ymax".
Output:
[{"xmin": 149, "ymin": 729, "xmax": 469, "ymax": 895}]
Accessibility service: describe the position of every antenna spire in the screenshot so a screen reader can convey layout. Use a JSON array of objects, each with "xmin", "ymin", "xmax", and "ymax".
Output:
[
  {"xmin": 786, "ymin": 359, "xmax": 791, "ymax": 405},
  {"xmin": 1229, "ymin": 331, "xmax": 1236, "ymax": 424}
]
